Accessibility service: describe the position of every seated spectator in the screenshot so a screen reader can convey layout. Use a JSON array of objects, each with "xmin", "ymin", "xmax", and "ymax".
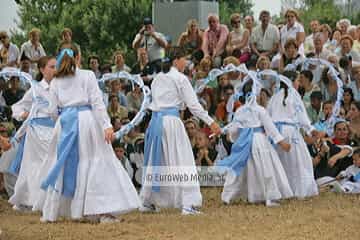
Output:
[
  {"xmin": 20, "ymin": 28, "xmax": 46, "ymax": 74},
  {"xmin": 131, "ymin": 48, "xmax": 155, "ymax": 85},
  {"xmin": 107, "ymin": 94, "xmax": 128, "ymax": 120},
  {"xmin": 112, "ymin": 140, "xmax": 134, "ymax": 179},
  {"xmin": 342, "ymin": 88, "xmax": 354, "ymax": 114},
  {"xmin": 313, "ymin": 100, "xmax": 333, "ymax": 133},
  {"xmin": 312, "ymin": 33, "xmax": 331, "ymax": 60},
  {"xmin": 0, "ymin": 31, "xmax": 19, "ymax": 69},
  {"xmin": 112, "ymin": 50, "xmax": 131, "ymax": 73},
  {"xmin": 202, "ymin": 14, "xmax": 229, "ymax": 68},
  {"xmin": 132, "ymin": 17, "xmax": 167, "ymax": 64},
  {"xmin": 299, "ymin": 70, "xmax": 320, "ymax": 108},
  {"xmin": 104, "ymin": 79, "xmax": 128, "ymax": 107},
  {"xmin": 226, "ymin": 13, "xmax": 250, "ymax": 63},
  {"xmin": 279, "ymin": 38, "xmax": 302, "ymax": 73},
  {"xmin": 177, "ymin": 19, "xmax": 203, "ymax": 55},
  {"xmin": 337, "ymin": 19, "xmax": 351, "ymax": 36},
  {"xmin": 185, "ymin": 118, "xmax": 200, "ymax": 148},
  {"xmin": 347, "ymin": 26, "xmax": 360, "ymax": 52},
  {"xmin": 336, "ymin": 35, "xmax": 360, "ymax": 63},
  {"xmin": 348, "ymin": 65, "xmax": 360, "ymax": 101},
  {"xmin": 88, "ymin": 55, "xmax": 101, "ymax": 79},
  {"xmin": 223, "ymin": 56, "xmax": 242, "ymax": 88},
  {"xmin": 256, "ymin": 56, "xmax": 275, "ymax": 90},
  {"xmin": 3, "ymin": 77, "xmax": 25, "ymax": 106},
  {"xmin": 307, "ymin": 91, "xmax": 324, "ymax": 124},
  {"xmin": 193, "ymin": 130, "xmax": 217, "ymax": 166},
  {"xmin": 311, "ymin": 121, "xmax": 355, "ymax": 179},
  {"xmin": 347, "ymin": 101, "xmax": 360, "ymax": 145},
  {"xmin": 111, "ymin": 116, "xmax": 122, "ymax": 132},
  {"xmin": 244, "ymin": 15, "xmax": 254, "ymax": 35},
  {"xmin": 320, "ymin": 67, "xmax": 339, "ymax": 102},
  {"xmin": 250, "ymin": 10, "xmax": 280, "ymax": 61},
  {"xmin": 126, "ymin": 84, "xmax": 143, "ymax": 112},
  {"xmin": 215, "ymin": 84, "xmax": 238, "ymax": 123}
]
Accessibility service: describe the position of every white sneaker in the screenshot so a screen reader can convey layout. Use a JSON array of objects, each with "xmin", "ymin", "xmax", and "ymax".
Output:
[
  {"xmin": 13, "ymin": 205, "xmax": 32, "ymax": 212},
  {"xmin": 181, "ymin": 207, "xmax": 202, "ymax": 215},
  {"xmin": 140, "ymin": 204, "xmax": 159, "ymax": 213},
  {"xmin": 265, "ymin": 200, "xmax": 280, "ymax": 207},
  {"xmin": 331, "ymin": 182, "xmax": 345, "ymax": 193},
  {"xmin": 100, "ymin": 215, "xmax": 120, "ymax": 224}
]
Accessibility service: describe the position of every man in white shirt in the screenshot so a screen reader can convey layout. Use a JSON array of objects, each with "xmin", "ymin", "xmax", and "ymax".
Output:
[
  {"xmin": 250, "ymin": 10, "xmax": 280, "ymax": 61},
  {"xmin": 20, "ymin": 28, "xmax": 46, "ymax": 73},
  {"xmin": 132, "ymin": 17, "xmax": 167, "ymax": 64},
  {"xmin": 304, "ymin": 20, "xmax": 320, "ymax": 54},
  {"xmin": 0, "ymin": 31, "xmax": 19, "ymax": 69}
]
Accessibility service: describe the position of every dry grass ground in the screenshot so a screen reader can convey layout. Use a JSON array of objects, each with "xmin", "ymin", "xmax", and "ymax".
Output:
[{"xmin": 0, "ymin": 188, "xmax": 359, "ymax": 240}]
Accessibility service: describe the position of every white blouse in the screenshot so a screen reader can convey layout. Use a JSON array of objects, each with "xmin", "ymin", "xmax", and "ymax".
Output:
[
  {"xmin": 50, "ymin": 68, "xmax": 112, "ymax": 129},
  {"xmin": 12, "ymin": 79, "xmax": 57, "ymax": 121},
  {"xmin": 280, "ymin": 21, "xmax": 305, "ymax": 55},
  {"xmin": 227, "ymin": 104, "xmax": 284, "ymax": 144},
  {"xmin": 149, "ymin": 67, "xmax": 213, "ymax": 125}
]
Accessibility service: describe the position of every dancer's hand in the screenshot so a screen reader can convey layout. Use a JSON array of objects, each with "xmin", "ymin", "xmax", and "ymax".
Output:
[
  {"xmin": 21, "ymin": 111, "xmax": 29, "ymax": 120},
  {"xmin": 210, "ymin": 122, "xmax": 221, "ymax": 136},
  {"xmin": 278, "ymin": 140, "xmax": 291, "ymax": 152},
  {"xmin": 104, "ymin": 127, "xmax": 114, "ymax": 144}
]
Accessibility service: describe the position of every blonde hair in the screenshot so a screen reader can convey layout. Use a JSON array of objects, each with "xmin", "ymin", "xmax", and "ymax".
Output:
[
  {"xmin": 284, "ymin": 9, "xmax": 299, "ymax": 21},
  {"xmin": 187, "ymin": 19, "xmax": 199, "ymax": 34},
  {"xmin": 230, "ymin": 13, "xmax": 241, "ymax": 25},
  {"xmin": 61, "ymin": 28, "xmax": 72, "ymax": 37},
  {"xmin": 112, "ymin": 50, "xmax": 124, "ymax": 63},
  {"xmin": 223, "ymin": 56, "xmax": 240, "ymax": 66},
  {"xmin": 256, "ymin": 56, "xmax": 270, "ymax": 69},
  {"xmin": 340, "ymin": 34, "xmax": 354, "ymax": 46},
  {"xmin": 29, "ymin": 28, "xmax": 41, "ymax": 38}
]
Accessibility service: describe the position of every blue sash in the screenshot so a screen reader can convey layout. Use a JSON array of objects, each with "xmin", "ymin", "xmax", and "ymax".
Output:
[
  {"xmin": 143, "ymin": 107, "xmax": 180, "ymax": 192},
  {"xmin": 8, "ymin": 117, "xmax": 55, "ymax": 176},
  {"xmin": 41, "ymin": 105, "xmax": 91, "ymax": 198},
  {"xmin": 215, "ymin": 127, "xmax": 264, "ymax": 176}
]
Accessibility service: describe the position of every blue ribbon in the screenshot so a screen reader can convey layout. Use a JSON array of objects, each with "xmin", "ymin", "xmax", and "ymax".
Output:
[
  {"xmin": 7, "ymin": 117, "xmax": 55, "ymax": 175},
  {"xmin": 354, "ymin": 172, "xmax": 360, "ymax": 182},
  {"xmin": 56, "ymin": 48, "xmax": 74, "ymax": 69},
  {"xmin": 215, "ymin": 127, "xmax": 264, "ymax": 175},
  {"xmin": 41, "ymin": 105, "xmax": 91, "ymax": 198},
  {"xmin": 143, "ymin": 107, "xmax": 179, "ymax": 192}
]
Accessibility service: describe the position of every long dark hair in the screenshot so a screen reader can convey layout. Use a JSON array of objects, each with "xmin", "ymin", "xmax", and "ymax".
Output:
[
  {"xmin": 281, "ymin": 70, "xmax": 298, "ymax": 106},
  {"xmin": 36, "ymin": 56, "xmax": 56, "ymax": 81},
  {"xmin": 161, "ymin": 47, "xmax": 186, "ymax": 73}
]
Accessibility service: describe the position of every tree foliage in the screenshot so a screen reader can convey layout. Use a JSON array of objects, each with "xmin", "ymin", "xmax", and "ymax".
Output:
[
  {"xmin": 12, "ymin": 0, "xmax": 152, "ymax": 66},
  {"xmin": 219, "ymin": 0, "xmax": 253, "ymax": 26}
]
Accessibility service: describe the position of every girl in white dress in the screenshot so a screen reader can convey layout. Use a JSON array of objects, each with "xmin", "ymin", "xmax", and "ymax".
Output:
[
  {"xmin": 216, "ymin": 77, "xmax": 293, "ymax": 206},
  {"xmin": 35, "ymin": 45, "xmax": 141, "ymax": 223},
  {"xmin": 267, "ymin": 72, "xmax": 319, "ymax": 198},
  {"xmin": 7, "ymin": 56, "xmax": 58, "ymax": 210},
  {"xmin": 140, "ymin": 47, "xmax": 221, "ymax": 215}
]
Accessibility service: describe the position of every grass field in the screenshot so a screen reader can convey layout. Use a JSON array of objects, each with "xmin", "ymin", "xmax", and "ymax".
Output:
[{"xmin": 0, "ymin": 188, "xmax": 359, "ymax": 240}]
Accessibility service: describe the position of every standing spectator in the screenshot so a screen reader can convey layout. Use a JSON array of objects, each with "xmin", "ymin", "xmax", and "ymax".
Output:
[
  {"xmin": 226, "ymin": 13, "xmax": 250, "ymax": 63},
  {"xmin": 250, "ymin": 10, "xmax": 280, "ymax": 61},
  {"xmin": 349, "ymin": 66, "xmax": 360, "ymax": 101},
  {"xmin": 88, "ymin": 55, "xmax": 101, "ymax": 79},
  {"xmin": 19, "ymin": 28, "xmax": 46, "ymax": 73},
  {"xmin": 280, "ymin": 9, "xmax": 305, "ymax": 56},
  {"xmin": 0, "ymin": 31, "xmax": 19, "ymax": 68},
  {"xmin": 131, "ymin": 48, "xmax": 155, "ymax": 85},
  {"xmin": 111, "ymin": 50, "xmax": 131, "ymax": 73},
  {"xmin": 60, "ymin": 28, "xmax": 81, "ymax": 58},
  {"xmin": 202, "ymin": 14, "xmax": 229, "ymax": 68},
  {"xmin": 132, "ymin": 17, "xmax": 167, "ymax": 64},
  {"xmin": 177, "ymin": 19, "xmax": 203, "ymax": 55},
  {"xmin": 304, "ymin": 20, "xmax": 320, "ymax": 54},
  {"xmin": 336, "ymin": 35, "xmax": 360, "ymax": 63}
]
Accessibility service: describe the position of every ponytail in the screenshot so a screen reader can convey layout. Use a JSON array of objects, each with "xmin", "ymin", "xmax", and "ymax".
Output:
[{"xmin": 56, "ymin": 44, "xmax": 79, "ymax": 78}]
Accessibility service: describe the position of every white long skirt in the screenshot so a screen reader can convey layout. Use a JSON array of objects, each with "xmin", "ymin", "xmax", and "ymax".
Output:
[
  {"xmin": 221, "ymin": 132, "xmax": 293, "ymax": 203},
  {"xmin": 276, "ymin": 125, "xmax": 318, "ymax": 198},
  {"xmin": 140, "ymin": 116, "xmax": 202, "ymax": 209},
  {"xmin": 34, "ymin": 110, "xmax": 141, "ymax": 221},
  {"xmin": 9, "ymin": 124, "xmax": 54, "ymax": 207}
]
